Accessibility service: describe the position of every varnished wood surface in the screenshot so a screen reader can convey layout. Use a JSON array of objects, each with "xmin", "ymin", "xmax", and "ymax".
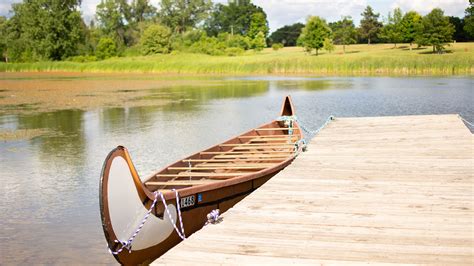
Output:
[{"xmin": 154, "ymin": 114, "xmax": 473, "ymax": 265}]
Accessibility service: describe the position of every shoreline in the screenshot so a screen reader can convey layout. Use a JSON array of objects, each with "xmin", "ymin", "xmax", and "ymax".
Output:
[
  {"xmin": 1, "ymin": 44, "xmax": 473, "ymax": 76},
  {"xmin": 1, "ymin": 73, "xmax": 473, "ymax": 116}
]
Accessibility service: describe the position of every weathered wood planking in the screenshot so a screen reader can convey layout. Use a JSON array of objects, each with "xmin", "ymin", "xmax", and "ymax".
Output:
[{"xmin": 154, "ymin": 114, "xmax": 473, "ymax": 265}]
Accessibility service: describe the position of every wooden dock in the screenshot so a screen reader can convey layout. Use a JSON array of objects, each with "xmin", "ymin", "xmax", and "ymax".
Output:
[{"xmin": 154, "ymin": 114, "xmax": 473, "ymax": 265}]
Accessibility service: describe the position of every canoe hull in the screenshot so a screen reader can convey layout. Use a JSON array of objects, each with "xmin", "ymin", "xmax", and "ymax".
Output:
[
  {"xmin": 101, "ymin": 159, "xmax": 284, "ymax": 265},
  {"xmin": 100, "ymin": 95, "xmax": 302, "ymax": 264}
]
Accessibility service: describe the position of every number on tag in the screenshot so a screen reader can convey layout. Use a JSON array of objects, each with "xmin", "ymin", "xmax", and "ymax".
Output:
[{"xmin": 180, "ymin": 195, "xmax": 195, "ymax": 208}]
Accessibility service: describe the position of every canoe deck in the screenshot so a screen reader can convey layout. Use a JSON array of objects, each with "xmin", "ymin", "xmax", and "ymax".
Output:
[{"xmin": 154, "ymin": 114, "xmax": 473, "ymax": 264}]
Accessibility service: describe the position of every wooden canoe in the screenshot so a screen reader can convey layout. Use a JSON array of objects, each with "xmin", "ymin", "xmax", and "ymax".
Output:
[{"xmin": 99, "ymin": 96, "xmax": 304, "ymax": 265}]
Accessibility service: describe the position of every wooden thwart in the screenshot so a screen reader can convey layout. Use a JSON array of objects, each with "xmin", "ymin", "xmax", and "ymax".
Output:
[
  {"xmin": 250, "ymin": 138, "xmax": 298, "ymax": 142},
  {"xmin": 146, "ymin": 180, "xmax": 220, "ymax": 186},
  {"xmin": 182, "ymin": 158, "xmax": 286, "ymax": 163},
  {"xmin": 238, "ymin": 135, "xmax": 297, "ymax": 139},
  {"xmin": 200, "ymin": 151, "xmax": 292, "ymax": 155},
  {"xmin": 193, "ymin": 163, "xmax": 277, "ymax": 167},
  {"xmin": 219, "ymin": 143, "xmax": 295, "ymax": 147},
  {"xmin": 156, "ymin": 173, "xmax": 246, "ymax": 178},
  {"xmin": 232, "ymin": 146, "xmax": 294, "ymax": 150},
  {"xmin": 167, "ymin": 166, "xmax": 267, "ymax": 170},
  {"xmin": 215, "ymin": 154, "xmax": 292, "ymax": 159},
  {"xmin": 255, "ymin": 128, "xmax": 300, "ymax": 131}
]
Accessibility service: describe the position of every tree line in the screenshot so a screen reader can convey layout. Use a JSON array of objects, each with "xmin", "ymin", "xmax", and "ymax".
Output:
[
  {"xmin": 0, "ymin": 0, "xmax": 473, "ymax": 62},
  {"xmin": 274, "ymin": 3, "xmax": 473, "ymax": 55}
]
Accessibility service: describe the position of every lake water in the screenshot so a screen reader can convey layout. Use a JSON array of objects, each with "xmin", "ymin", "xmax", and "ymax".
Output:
[{"xmin": 1, "ymin": 76, "xmax": 473, "ymax": 264}]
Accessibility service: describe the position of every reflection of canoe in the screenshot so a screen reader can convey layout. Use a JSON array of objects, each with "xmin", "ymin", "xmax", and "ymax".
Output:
[{"xmin": 100, "ymin": 96, "xmax": 304, "ymax": 265}]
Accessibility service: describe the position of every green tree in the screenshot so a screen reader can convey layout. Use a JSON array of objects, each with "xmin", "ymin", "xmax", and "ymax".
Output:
[
  {"xmin": 140, "ymin": 24, "xmax": 172, "ymax": 54},
  {"xmin": 269, "ymin": 23, "xmax": 304, "ymax": 46},
  {"xmin": 464, "ymin": 0, "xmax": 474, "ymax": 39},
  {"xmin": 359, "ymin": 5, "xmax": 382, "ymax": 44},
  {"xmin": 205, "ymin": 0, "xmax": 266, "ymax": 37},
  {"xmin": 96, "ymin": 37, "xmax": 117, "ymax": 59},
  {"xmin": 400, "ymin": 11, "xmax": 422, "ymax": 50},
  {"xmin": 1, "ymin": 14, "xmax": 24, "ymax": 62},
  {"xmin": 4, "ymin": 0, "xmax": 85, "ymax": 61},
  {"xmin": 298, "ymin": 16, "xmax": 331, "ymax": 55},
  {"xmin": 160, "ymin": 0, "xmax": 212, "ymax": 33},
  {"xmin": 323, "ymin": 38, "xmax": 335, "ymax": 53},
  {"xmin": 449, "ymin": 16, "xmax": 468, "ymax": 42},
  {"xmin": 252, "ymin": 31, "xmax": 266, "ymax": 51},
  {"xmin": 96, "ymin": 0, "xmax": 128, "ymax": 46},
  {"xmin": 130, "ymin": 0, "xmax": 156, "ymax": 23},
  {"xmin": 379, "ymin": 7, "xmax": 404, "ymax": 47},
  {"xmin": 247, "ymin": 12, "xmax": 269, "ymax": 39},
  {"xmin": 330, "ymin": 16, "xmax": 357, "ymax": 53},
  {"xmin": 416, "ymin": 8, "xmax": 455, "ymax": 53},
  {"xmin": 0, "ymin": 16, "xmax": 7, "ymax": 61}
]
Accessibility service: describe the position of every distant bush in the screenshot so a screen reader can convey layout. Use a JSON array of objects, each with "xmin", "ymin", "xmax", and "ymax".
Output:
[
  {"xmin": 324, "ymin": 38, "xmax": 335, "ymax": 53},
  {"xmin": 140, "ymin": 24, "xmax": 172, "ymax": 55},
  {"xmin": 189, "ymin": 36, "xmax": 225, "ymax": 55},
  {"xmin": 272, "ymin": 43, "xmax": 284, "ymax": 51},
  {"xmin": 218, "ymin": 33, "xmax": 252, "ymax": 50},
  {"xmin": 252, "ymin": 31, "xmax": 266, "ymax": 51},
  {"xmin": 123, "ymin": 45, "xmax": 142, "ymax": 57},
  {"xmin": 225, "ymin": 47, "xmax": 245, "ymax": 56},
  {"xmin": 96, "ymin": 37, "xmax": 117, "ymax": 60},
  {"xmin": 170, "ymin": 31, "xmax": 251, "ymax": 56},
  {"xmin": 66, "ymin": 55, "xmax": 98, "ymax": 62}
]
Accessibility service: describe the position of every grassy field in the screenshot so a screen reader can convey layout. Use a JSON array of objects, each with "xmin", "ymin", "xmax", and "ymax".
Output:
[{"xmin": 1, "ymin": 43, "xmax": 473, "ymax": 75}]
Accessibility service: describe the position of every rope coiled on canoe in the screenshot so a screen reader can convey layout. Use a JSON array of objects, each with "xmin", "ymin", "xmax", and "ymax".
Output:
[{"xmin": 108, "ymin": 190, "xmax": 186, "ymax": 255}]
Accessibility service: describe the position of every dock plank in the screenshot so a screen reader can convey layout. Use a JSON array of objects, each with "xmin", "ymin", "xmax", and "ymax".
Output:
[{"xmin": 154, "ymin": 114, "xmax": 473, "ymax": 265}]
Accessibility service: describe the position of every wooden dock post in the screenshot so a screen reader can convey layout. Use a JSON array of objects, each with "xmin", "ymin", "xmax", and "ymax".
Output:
[{"xmin": 154, "ymin": 114, "xmax": 473, "ymax": 264}]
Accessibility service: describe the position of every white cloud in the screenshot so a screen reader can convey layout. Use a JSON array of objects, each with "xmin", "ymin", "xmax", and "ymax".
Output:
[
  {"xmin": 0, "ymin": 0, "xmax": 20, "ymax": 17},
  {"xmin": 253, "ymin": 0, "xmax": 368, "ymax": 32},
  {"xmin": 391, "ymin": 0, "xmax": 469, "ymax": 16}
]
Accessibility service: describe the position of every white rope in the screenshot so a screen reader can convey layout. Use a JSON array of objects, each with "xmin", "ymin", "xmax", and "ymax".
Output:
[
  {"xmin": 277, "ymin": 115, "xmax": 334, "ymax": 153},
  {"xmin": 205, "ymin": 209, "xmax": 221, "ymax": 225},
  {"xmin": 108, "ymin": 191, "xmax": 160, "ymax": 255},
  {"xmin": 159, "ymin": 190, "xmax": 186, "ymax": 240},
  {"xmin": 108, "ymin": 190, "xmax": 186, "ymax": 255}
]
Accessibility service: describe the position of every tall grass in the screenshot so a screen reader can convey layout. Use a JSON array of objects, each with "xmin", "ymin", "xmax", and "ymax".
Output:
[{"xmin": 1, "ymin": 43, "xmax": 473, "ymax": 75}]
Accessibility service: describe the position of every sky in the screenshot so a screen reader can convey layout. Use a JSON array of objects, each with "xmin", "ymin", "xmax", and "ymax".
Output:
[{"xmin": 0, "ymin": 0, "xmax": 470, "ymax": 33}]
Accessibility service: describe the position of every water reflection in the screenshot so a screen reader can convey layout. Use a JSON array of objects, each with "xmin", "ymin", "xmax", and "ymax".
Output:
[
  {"xmin": 17, "ymin": 110, "xmax": 86, "ymax": 160},
  {"xmin": 141, "ymin": 81, "xmax": 269, "ymax": 105},
  {"xmin": 273, "ymin": 79, "xmax": 351, "ymax": 91},
  {"xmin": 0, "ymin": 76, "xmax": 472, "ymax": 264}
]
